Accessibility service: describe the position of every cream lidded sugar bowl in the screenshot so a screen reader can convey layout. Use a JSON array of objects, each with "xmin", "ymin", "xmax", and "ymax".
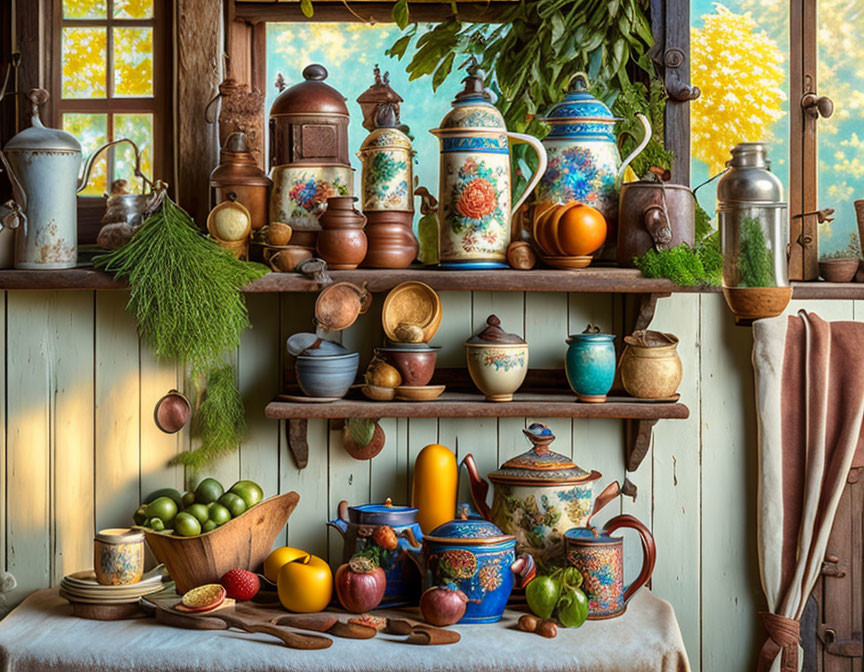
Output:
[{"xmin": 465, "ymin": 314, "xmax": 529, "ymax": 402}]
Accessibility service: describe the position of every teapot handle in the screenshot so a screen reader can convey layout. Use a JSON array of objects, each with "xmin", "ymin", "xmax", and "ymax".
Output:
[
  {"xmin": 603, "ymin": 514, "xmax": 656, "ymax": 604},
  {"xmin": 79, "ymin": 138, "xmax": 154, "ymax": 194},
  {"xmin": 616, "ymin": 114, "xmax": 652, "ymax": 189},
  {"xmin": 506, "ymin": 132, "xmax": 548, "ymax": 217},
  {"xmin": 0, "ymin": 149, "xmax": 27, "ymax": 215}
]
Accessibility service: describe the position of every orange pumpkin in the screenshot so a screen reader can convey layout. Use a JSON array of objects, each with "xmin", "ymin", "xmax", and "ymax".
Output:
[{"xmin": 533, "ymin": 202, "xmax": 607, "ymax": 257}]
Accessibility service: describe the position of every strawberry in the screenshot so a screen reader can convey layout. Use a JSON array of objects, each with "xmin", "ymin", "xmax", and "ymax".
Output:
[{"xmin": 220, "ymin": 568, "xmax": 260, "ymax": 601}]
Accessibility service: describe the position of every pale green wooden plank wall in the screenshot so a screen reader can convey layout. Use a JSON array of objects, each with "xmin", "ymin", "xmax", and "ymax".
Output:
[{"xmin": 0, "ymin": 288, "xmax": 845, "ymax": 670}]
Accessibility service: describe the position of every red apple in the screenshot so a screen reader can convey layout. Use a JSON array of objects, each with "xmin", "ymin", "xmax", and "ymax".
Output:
[
  {"xmin": 420, "ymin": 585, "xmax": 468, "ymax": 626},
  {"xmin": 335, "ymin": 556, "xmax": 387, "ymax": 613}
]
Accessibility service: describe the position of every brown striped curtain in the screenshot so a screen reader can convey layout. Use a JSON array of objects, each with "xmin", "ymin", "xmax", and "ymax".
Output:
[{"xmin": 753, "ymin": 311, "xmax": 864, "ymax": 672}]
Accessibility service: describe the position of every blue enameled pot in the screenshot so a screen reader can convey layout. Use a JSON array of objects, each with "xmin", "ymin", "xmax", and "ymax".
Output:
[
  {"xmin": 327, "ymin": 499, "xmax": 423, "ymax": 607},
  {"xmin": 404, "ymin": 508, "xmax": 535, "ymax": 624},
  {"xmin": 295, "ymin": 352, "xmax": 359, "ymax": 398},
  {"xmin": 565, "ymin": 331, "xmax": 616, "ymax": 402}
]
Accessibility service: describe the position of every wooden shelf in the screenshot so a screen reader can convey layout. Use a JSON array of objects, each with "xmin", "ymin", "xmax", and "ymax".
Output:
[
  {"xmin": 1, "ymin": 268, "xmax": 861, "ymax": 299},
  {"xmin": 265, "ymin": 392, "xmax": 690, "ymax": 420},
  {"xmin": 0, "ymin": 267, "xmax": 693, "ymax": 293}
]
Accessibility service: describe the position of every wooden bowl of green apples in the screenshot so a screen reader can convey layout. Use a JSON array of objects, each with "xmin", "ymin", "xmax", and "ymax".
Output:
[{"xmin": 134, "ymin": 478, "xmax": 299, "ymax": 594}]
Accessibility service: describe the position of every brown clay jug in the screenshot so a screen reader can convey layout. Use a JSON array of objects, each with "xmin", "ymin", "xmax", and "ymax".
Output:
[
  {"xmin": 363, "ymin": 211, "xmax": 418, "ymax": 268},
  {"xmin": 317, "ymin": 196, "xmax": 368, "ymax": 270}
]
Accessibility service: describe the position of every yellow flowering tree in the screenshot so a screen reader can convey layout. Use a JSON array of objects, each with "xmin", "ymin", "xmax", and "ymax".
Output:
[{"xmin": 690, "ymin": 4, "xmax": 786, "ymax": 174}]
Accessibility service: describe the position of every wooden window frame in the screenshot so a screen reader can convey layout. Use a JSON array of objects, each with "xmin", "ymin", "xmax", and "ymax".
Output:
[
  {"xmin": 52, "ymin": 0, "xmax": 173, "ymax": 243},
  {"xmin": 789, "ymin": 0, "xmax": 823, "ymax": 282}
]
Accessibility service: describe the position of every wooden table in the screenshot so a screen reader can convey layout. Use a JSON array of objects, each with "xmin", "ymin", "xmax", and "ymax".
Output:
[{"xmin": 0, "ymin": 588, "xmax": 690, "ymax": 672}]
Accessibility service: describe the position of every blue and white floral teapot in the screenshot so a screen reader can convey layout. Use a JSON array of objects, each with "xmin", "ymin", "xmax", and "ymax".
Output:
[
  {"xmin": 430, "ymin": 64, "xmax": 547, "ymax": 268},
  {"xmin": 536, "ymin": 72, "xmax": 652, "ymax": 229}
]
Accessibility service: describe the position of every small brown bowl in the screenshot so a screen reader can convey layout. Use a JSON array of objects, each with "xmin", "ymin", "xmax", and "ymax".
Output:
[
  {"xmin": 819, "ymin": 257, "xmax": 859, "ymax": 283},
  {"xmin": 376, "ymin": 346, "xmax": 439, "ymax": 386},
  {"xmin": 362, "ymin": 385, "xmax": 396, "ymax": 401},
  {"xmin": 394, "ymin": 385, "xmax": 446, "ymax": 401}
]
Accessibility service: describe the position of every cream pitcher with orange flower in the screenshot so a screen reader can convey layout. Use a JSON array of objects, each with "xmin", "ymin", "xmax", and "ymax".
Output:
[{"xmin": 430, "ymin": 63, "xmax": 547, "ymax": 268}]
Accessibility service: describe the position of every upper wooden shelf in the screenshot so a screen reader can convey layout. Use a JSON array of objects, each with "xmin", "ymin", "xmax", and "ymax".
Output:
[
  {"xmin": 265, "ymin": 392, "xmax": 690, "ymax": 420},
  {"xmin": 0, "ymin": 268, "xmax": 859, "ymax": 298},
  {"xmin": 0, "ymin": 267, "xmax": 693, "ymax": 293}
]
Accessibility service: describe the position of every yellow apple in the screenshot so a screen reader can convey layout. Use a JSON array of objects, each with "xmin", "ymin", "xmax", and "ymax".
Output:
[
  {"xmin": 277, "ymin": 553, "xmax": 333, "ymax": 612},
  {"xmin": 264, "ymin": 546, "xmax": 308, "ymax": 583}
]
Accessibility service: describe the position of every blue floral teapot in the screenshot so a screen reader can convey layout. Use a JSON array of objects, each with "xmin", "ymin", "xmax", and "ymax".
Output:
[
  {"xmin": 430, "ymin": 64, "xmax": 547, "ymax": 269},
  {"xmin": 402, "ymin": 505, "xmax": 535, "ymax": 623},
  {"xmin": 536, "ymin": 73, "xmax": 651, "ymax": 230}
]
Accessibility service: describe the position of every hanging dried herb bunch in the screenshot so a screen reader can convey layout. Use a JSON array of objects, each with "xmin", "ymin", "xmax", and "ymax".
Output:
[{"xmin": 95, "ymin": 186, "xmax": 268, "ymax": 468}]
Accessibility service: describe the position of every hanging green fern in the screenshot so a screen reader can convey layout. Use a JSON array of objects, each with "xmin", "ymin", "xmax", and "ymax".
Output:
[
  {"xmin": 95, "ymin": 189, "xmax": 268, "ymax": 468},
  {"xmin": 175, "ymin": 364, "xmax": 247, "ymax": 469}
]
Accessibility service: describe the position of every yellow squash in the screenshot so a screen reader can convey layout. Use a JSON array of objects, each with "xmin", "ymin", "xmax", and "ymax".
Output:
[{"xmin": 412, "ymin": 443, "xmax": 458, "ymax": 533}]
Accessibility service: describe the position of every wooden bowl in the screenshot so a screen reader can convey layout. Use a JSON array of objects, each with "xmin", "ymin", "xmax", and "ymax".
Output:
[
  {"xmin": 542, "ymin": 255, "xmax": 593, "ymax": 270},
  {"xmin": 395, "ymin": 384, "xmax": 446, "ymax": 401},
  {"xmin": 819, "ymin": 257, "xmax": 859, "ymax": 283},
  {"xmin": 143, "ymin": 492, "xmax": 299, "ymax": 594},
  {"xmin": 722, "ymin": 286, "xmax": 792, "ymax": 323},
  {"xmin": 382, "ymin": 282, "xmax": 442, "ymax": 343},
  {"xmin": 362, "ymin": 384, "xmax": 396, "ymax": 401}
]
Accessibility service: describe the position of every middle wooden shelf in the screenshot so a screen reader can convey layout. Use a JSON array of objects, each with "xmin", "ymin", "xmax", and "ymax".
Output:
[{"xmin": 265, "ymin": 392, "xmax": 689, "ymax": 420}]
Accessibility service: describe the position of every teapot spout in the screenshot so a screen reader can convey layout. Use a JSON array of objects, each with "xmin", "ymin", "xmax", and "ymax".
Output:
[
  {"xmin": 461, "ymin": 454, "xmax": 492, "ymax": 520},
  {"xmin": 616, "ymin": 114, "xmax": 652, "ymax": 189},
  {"xmin": 398, "ymin": 527, "xmax": 424, "ymax": 572}
]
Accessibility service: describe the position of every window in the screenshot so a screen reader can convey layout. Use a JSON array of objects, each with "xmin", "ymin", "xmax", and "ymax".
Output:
[
  {"xmin": 690, "ymin": 0, "xmax": 864, "ymax": 279},
  {"xmin": 55, "ymin": 0, "xmax": 171, "ymax": 240}
]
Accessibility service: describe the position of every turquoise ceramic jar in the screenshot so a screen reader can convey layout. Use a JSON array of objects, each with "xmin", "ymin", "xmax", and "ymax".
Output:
[{"xmin": 565, "ymin": 327, "xmax": 616, "ymax": 403}]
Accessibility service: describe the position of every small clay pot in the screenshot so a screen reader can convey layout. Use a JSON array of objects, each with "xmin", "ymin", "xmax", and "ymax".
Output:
[
  {"xmin": 362, "ymin": 211, "xmax": 419, "ymax": 268},
  {"xmin": 376, "ymin": 346, "xmax": 438, "ymax": 387},
  {"xmin": 819, "ymin": 257, "xmax": 859, "ymax": 283},
  {"xmin": 154, "ymin": 390, "xmax": 191, "ymax": 434},
  {"xmin": 265, "ymin": 245, "xmax": 313, "ymax": 272},
  {"xmin": 619, "ymin": 331, "xmax": 682, "ymax": 399},
  {"xmin": 267, "ymin": 221, "xmax": 293, "ymax": 246},
  {"xmin": 317, "ymin": 196, "xmax": 368, "ymax": 270}
]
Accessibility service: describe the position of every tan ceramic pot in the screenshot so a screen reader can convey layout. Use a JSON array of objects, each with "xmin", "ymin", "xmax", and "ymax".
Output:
[{"xmin": 619, "ymin": 331, "xmax": 682, "ymax": 399}]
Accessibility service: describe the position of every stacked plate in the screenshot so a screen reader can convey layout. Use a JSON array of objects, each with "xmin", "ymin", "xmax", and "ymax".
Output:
[{"xmin": 59, "ymin": 565, "xmax": 170, "ymax": 605}]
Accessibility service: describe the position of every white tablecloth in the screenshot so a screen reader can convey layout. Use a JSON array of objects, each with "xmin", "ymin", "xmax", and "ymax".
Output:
[{"xmin": 0, "ymin": 588, "xmax": 690, "ymax": 672}]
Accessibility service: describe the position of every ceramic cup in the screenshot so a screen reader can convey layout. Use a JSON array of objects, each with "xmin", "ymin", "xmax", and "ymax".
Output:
[{"xmin": 94, "ymin": 528, "xmax": 145, "ymax": 586}]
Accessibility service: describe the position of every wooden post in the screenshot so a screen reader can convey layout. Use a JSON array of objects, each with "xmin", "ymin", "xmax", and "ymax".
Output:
[{"xmin": 175, "ymin": 0, "xmax": 223, "ymax": 226}]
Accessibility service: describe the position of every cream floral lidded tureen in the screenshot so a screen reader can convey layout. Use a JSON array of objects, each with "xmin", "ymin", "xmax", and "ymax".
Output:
[
  {"xmin": 430, "ymin": 63, "xmax": 547, "ymax": 268},
  {"xmin": 464, "ymin": 423, "xmax": 623, "ymax": 566}
]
